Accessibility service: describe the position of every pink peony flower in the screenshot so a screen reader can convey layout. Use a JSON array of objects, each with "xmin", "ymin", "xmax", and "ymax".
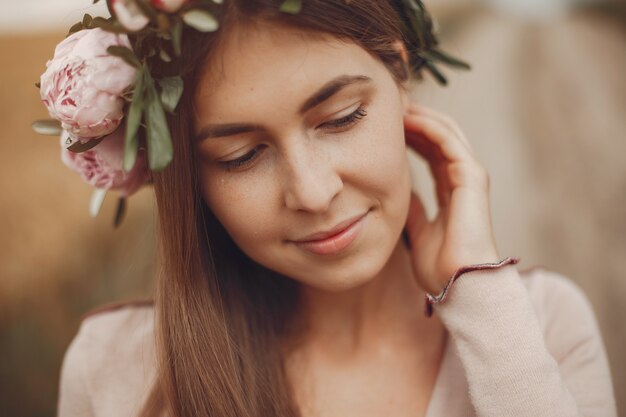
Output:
[
  {"xmin": 111, "ymin": 0, "xmax": 150, "ymax": 31},
  {"xmin": 151, "ymin": 0, "xmax": 188, "ymax": 13},
  {"xmin": 39, "ymin": 28, "xmax": 137, "ymax": 140},
  {"xmin": 60, "ymin": 126, "xmax": 149, "ymax": 197}
]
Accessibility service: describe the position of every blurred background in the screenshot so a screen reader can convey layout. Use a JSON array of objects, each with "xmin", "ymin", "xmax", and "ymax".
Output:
[{"xmin": 0, "ymin": 0, "xmax": 624, "ymax": 415}]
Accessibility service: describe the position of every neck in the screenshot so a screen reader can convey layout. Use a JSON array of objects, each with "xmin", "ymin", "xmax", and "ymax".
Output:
[{"xmin": 291, "ymin": 239, "xmax": 442, "ymax": 357}]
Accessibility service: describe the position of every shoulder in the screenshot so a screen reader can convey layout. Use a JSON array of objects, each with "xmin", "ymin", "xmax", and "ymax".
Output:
[
  {"xmin": 78, "ymin": 300, "xmax": 155, "ymax": 349},
  {"xmin": 58, "ymin": 301, "xmax": 157, "ymax": 417},
  {"xmin": 71, "ymin": 301, "xmax": 156, "ymax": 370},
  {"xmin": 517, "ymin": 266, "xmax": 603, "ymax": 362}
]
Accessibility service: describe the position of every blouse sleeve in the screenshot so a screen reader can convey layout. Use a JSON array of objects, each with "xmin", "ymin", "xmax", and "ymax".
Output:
[
  {"xmin": 431, "ymin": 264, "xmax": 617, "ymax": 417},
  {"xmin": 57, "ymin": 322, "xmax": 95, "ymax": 417}
]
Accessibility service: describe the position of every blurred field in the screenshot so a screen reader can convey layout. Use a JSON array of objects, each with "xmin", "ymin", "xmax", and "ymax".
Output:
[
  {"xmin": 0, "ymin": 33, "xmax": 156, "ymax": 416},
  {"xmin": 412, "ymin": 5, "xmax": 626, "ymax": 415},
  {"xmin": 0, "ymin": 4, "xmax": 624, "ymax": 416}
]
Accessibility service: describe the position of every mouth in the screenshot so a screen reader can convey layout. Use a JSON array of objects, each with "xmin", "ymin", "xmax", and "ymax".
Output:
[{"xmin": 290, "ymin": 210, "xmax": 370, "ymax": 256}]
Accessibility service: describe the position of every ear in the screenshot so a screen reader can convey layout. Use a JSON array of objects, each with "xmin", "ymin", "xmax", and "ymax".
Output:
[
  {"xmin": 399, "ymin": 87, "xmax": 409, "ymax": 115},
  {"xmin": 391, "ymin": 40, "xmax": 411, "ymax": 114},
  {"xmin": 392, "ymin": 39, "xmax": 409, "ymax": 66}
]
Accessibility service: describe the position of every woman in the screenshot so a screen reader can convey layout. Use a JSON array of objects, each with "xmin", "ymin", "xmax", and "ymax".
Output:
[{"xmin": 46, "ymin": 1, "xmax": 617, "ymax": 416}]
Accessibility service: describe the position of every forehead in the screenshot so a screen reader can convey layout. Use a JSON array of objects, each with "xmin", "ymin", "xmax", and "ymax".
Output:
[{"xmin": 194, "ymin": 21, "xmax": 390, "ymax": 121}]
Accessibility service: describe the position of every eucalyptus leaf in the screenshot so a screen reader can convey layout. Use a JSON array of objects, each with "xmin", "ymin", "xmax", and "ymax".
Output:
[
  {"xmin": 82, "ymin": 13, "xmax": 93, "ymax": 27},
  {"xmin": 158, "ymin": 76, "xmax": 184, "ymax": 113},
  {"xmin": 429, "ymin": 49, "xmax": 471, "ymax": 70},
  {"xmin": 31, "ymin": 119, "xmax": 62, "ymax": 136},
  {"xmin": 107, "ymin": 45, "xmax": 141, "ymax": 68},
  {"xmin": 159, "ymin": 48, "xmax": 172, "ymax": 62},
  {"xmin": 133, "ymin": 0, "xmax": 158, "ymax": 19},
  {"xmin": 144, "ymin": 73, "xmax": 173, "ymax": 171},
  {"xmin": 182, "ymin": 9, "xmax": 219, "ymax": 32},
  {"xmin": 406, "ymin": 0, "xmax": 420, "ymax": 11},
  {"xmin": 172, "ymin": 20, "xmax": 183, "ymax": 56},
  {"xmin": 279, "ymin": 0, "xmax": 302, "ymax": 14},
  {"xmin": 68, "ymin": 136, "xmax": 105, "ymax": 153},
  {"xmin": 124, "ymin": 68, "xmax": 145, "ymax": 172},
  {"xmin": 424, "ymin": 61, "xmax": 447, "ymax": 86},
  {"xmin": 113, "ymin": 197, "xmax": 127, "ymax": 228},
  {"xmin": 158, "ymin": 31, "xmax": 172, "ymax": 40},
  {"xmin": 90, "ymin": 18, "xmax": 127, "ymax": 34},
  {"xmin": 157, "ymin": 14, "xmax": 170, "ymax": 31},
  {"xmin": 89, "ymin": 188, "xmax": 107, "ymax": 218},
  {"xmin": 68, "ymin": 21, "xmax": 84, "ymax": 36}
]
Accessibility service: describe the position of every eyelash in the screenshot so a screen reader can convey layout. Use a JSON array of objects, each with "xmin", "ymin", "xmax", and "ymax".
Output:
[
  {"xmin": 321, "ymin": 105, "xmax": 368, "ymax": 129},
  {"xmin": 220, "ymin": 105, "xmax": 368, "ymax": 171}
]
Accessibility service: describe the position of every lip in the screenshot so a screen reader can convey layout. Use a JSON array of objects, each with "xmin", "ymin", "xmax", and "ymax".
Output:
[{"xmin": 291, "ymin": 211, "xmax": 369, "ymax": 256}]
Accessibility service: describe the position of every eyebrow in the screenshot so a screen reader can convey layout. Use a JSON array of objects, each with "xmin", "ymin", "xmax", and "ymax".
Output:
[{"xmin": 196, "ymin": 74, "xmax": 373, "ymax": 141}]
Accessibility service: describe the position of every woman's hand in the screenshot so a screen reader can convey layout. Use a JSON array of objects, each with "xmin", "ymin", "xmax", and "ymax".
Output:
[{"xmin": 403, "ymin": 103, "xmax": 501, "ymax": 295}]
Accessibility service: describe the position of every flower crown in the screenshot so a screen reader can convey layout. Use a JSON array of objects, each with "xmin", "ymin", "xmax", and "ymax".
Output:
[{"xmin": 32, "ymin": 0, "xmax": 470, "ymax": 227}]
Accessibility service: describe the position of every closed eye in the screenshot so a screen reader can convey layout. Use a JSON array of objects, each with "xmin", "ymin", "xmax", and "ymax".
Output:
[
  {"xmin": 319, "ymin": 105, "xmax": 368, "ymax": 130},
  {"xmin": 220, "ymin": 146, "xmax": 266, "ymax": 171},
  {"xmin": 219, "ymin": 105, "xmax": 368, "ymax": 172}
]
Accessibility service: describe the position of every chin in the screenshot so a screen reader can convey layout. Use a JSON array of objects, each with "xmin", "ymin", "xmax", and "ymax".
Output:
[
  {"xmin": 300, "ymin": 273, "xmax": 375, "ymax": 292},
  {"xmin": 289, "ymin": 239, "xmax": 398, "ymax": 292}
]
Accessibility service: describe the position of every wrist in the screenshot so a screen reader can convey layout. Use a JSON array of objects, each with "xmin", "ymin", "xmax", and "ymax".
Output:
[{"xmin": 423, "ymin": 257, "xmax": 520, "ymax": 318}]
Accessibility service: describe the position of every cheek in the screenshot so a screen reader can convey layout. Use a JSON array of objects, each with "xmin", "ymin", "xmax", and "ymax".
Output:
[
  {"xmin": 347, "ymin": 101, "xmax": 411, "ymax": 205},
  {"xmin": 200, "ymin": 167, "xmax": 281, "ymax": 249}
]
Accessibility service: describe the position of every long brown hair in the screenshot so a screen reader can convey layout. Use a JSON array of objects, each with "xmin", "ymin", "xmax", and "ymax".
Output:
[{"xmin": 143, "ymin": 1, "xmax": 412, "ymax": 415}]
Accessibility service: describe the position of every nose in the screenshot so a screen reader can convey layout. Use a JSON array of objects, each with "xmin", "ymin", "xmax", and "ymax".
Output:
[{"xmin": 282, "ymin": 140, "xmax": 343, "ymax": 213}]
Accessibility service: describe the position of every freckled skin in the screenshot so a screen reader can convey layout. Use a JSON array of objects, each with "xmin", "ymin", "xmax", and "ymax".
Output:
[
  {"xmin": 190, "ymin": 16, "xmax": 505, "ymax": 417},
  {"xmin": 194, "ymin": 21, "xmax": 412, "ymax": 291}
]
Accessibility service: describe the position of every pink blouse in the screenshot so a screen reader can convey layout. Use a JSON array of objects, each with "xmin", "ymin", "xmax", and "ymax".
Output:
[{"xmin": 57, "ymin": 265, "xmax": 618, "ymax": 416}]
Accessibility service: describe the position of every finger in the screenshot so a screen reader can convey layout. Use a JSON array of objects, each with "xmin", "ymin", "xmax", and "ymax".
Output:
[
  {"xmin": 404, "ymin": 113, "xmax": 473, "ymax": 166},
  {"xmin": 404, "ymin": 113, "xmax": 475, "ymax": 203},
  {"xmin": 405, "ymin": 104, "xmax": 460, "ymax": 148},
  {"xmin": 406, "ymin": 103, "xmax": 473, "ymax": 151},
  {"xmin": 404, "ymin": 132, "xmax": 451, "ymax": 208},
  {"xmin": 404, "ymin": 130, "xmax": 454, "ymax": 208}
]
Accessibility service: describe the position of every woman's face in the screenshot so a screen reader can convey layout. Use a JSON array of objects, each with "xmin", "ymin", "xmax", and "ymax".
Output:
[{"xmin": 194, "ymin": 21, "xmax": 412, "ymax": 291}]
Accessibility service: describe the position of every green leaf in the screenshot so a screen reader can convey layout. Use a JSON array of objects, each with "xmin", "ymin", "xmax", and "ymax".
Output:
[
  {"xmin": 89, "ymin": 17, "xmax": 127, "ymax": 34},
  {"xmin": 158, "ymin": 76, "xmax": 184, "ymax": 113},
  {"xmin": 89, "ymin": 189, "xmax": 107, "ymax": 218},
  {"xmin": 406, "ymin": 0, "xmax": 420, "ymax": 11},
  {"xmin": 133, "ymin": 0, "xmax": 158, "ymax": 19},
  {"xmin": 113, "ymin": 197, "xmax": 127, "ymax": 228},
  {"xmin": 279, "ymin": 0, "xmax": 302, "ymax": 14},
  {"xmin": 159, "ymin": 48, "xmax": 172, "ymax": 62},
  {"xmin": 423, "ymin": 60, "xmax": 448, "ymax": 86},
  {"xmin": 157, "ymin": 30, "xmax": 172, "ymax": 40},
  {"xmin": 68, "ymin": 21, "xmax": 84, "ymax": 36},
  {"xmin": 82, "ymin": 13, "xmax": 93, "ymax": 27},
  {"xmin": 429, "ymin": 49, "xmax": 471, "ymax": 70},
  {"xmin": 182, "ymin": 9, "xmax": 219, "ymax": 32},
  {"xmin": 124, "ymin": 68, "xmax": 145, "ymax": 172},
  {"xmin": 31, "ymin": 119, "xmax": 62, "ymax": 136},
  {"xmin": 171, "ymin": 20, "xmax": 183, "ymax": 56},
  {"xmin": 107, "ymin": 45, "xmax": 141, "ymax": 68},
  {"xmin": 157, "ymin": 13, "xmax": 171, "ymax": 31},
  {"xmin": 144, "ymin": 73, "xmax": 173, "ymax": 171},
  {"xmin": 67, "ymin": 136, "xmax": 105, "ymax": 153}
]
